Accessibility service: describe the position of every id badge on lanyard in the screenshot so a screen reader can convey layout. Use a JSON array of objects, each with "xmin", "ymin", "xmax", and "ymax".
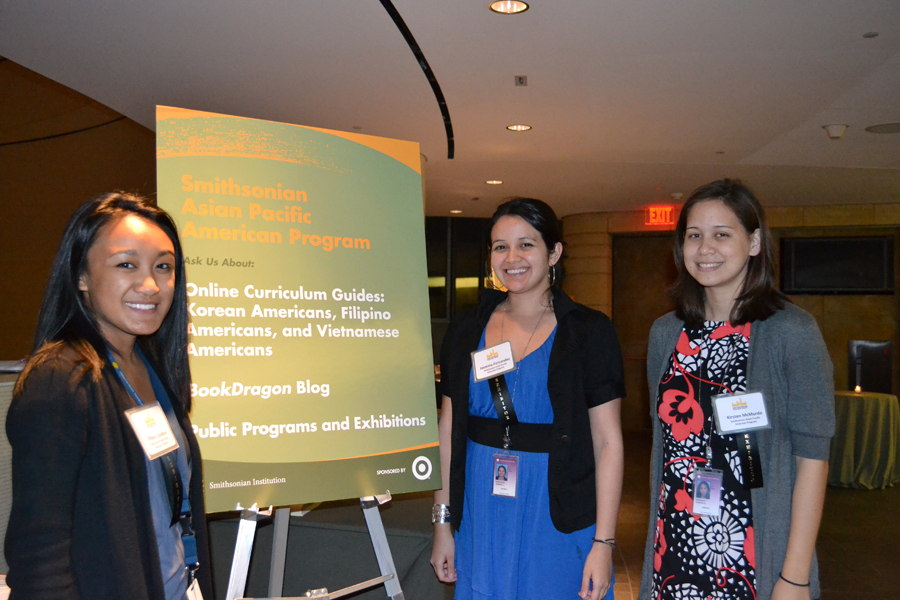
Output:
[
  {"xmin": 125, "ymin": 403, "xmax": 180, "ymax": 460},
  {"xmin": 187, "ymin": 580, "xmax": 204, "ymax": 600},
  {"xmin": 492, "ymin": 454, "xmax": 519, "ymax": 498},
  {"xmin": 692, "ymin": 468, "xmax": 724, "ymax": 516}
]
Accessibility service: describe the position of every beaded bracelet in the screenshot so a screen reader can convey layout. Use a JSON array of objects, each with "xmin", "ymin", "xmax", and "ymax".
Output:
[
  {"xmin": 779, "ymin": 572, "xmax": 810, "ymax": 587},
  {"xmin": 592, "ymin": 538, "xmax": 616, "ymax": 549}
]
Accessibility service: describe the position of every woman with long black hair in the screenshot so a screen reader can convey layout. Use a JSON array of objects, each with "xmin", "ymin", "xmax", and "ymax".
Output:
[{"xmin": 6, "ymin": 193, "xmax": 212, "ymax": 600}]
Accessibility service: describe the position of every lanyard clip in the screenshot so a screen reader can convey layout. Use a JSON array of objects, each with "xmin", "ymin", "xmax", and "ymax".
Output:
[{"xmin": 502, "ymin": 426, "xmax": 511, "ymax": 449}]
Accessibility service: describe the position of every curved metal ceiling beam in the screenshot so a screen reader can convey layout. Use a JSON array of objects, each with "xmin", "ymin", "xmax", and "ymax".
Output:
[
  {"xmin": 379, "ymin": 0, "xmax": 455, "ymax": 159},
  {"xmin": 0, "ymin": 116, "xmax": 126, "ymax": 147}
]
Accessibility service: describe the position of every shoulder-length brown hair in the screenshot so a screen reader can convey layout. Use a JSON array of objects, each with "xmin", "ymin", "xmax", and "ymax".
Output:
[{"xmin": 671, "ymin": 179, "xmax": 786, "ymax": 328}]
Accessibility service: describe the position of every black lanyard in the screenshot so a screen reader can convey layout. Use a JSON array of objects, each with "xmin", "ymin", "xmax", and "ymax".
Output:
[
  {"xmin": 488, "ymin": 374, "xmax": 519, "ymax": 449},
  {"xmin": 700, "ymin": 330, "xmax": 764, "ymax": 489}
]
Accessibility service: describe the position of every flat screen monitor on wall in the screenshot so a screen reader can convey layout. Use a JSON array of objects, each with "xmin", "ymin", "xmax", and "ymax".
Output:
[{"xmin": 780, "ymin": 236, "xmax": 894, "ymax": 295}]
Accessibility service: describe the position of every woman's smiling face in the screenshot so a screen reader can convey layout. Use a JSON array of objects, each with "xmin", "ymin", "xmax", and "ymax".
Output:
[
  {"xmin": 490, "ymin": 215, "xmax": 561, "ymax": 295},
  {"xmin": 78, "ymin": 214, "xmax": 176, "ymax": 350},
  {"xmin": 682, "ymin": 199, "xmax": 760, "ymax": 304}
]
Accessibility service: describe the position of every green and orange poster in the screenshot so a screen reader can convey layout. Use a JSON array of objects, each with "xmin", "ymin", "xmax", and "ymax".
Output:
[{"xmin": 156, "ymin": 106, "xmax": 439, "ymax": 513}]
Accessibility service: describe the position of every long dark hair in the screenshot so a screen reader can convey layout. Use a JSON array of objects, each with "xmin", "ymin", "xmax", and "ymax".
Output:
[
  {"xmin": 17, "ymin": 193, "xmax": 193, "ymax": 411},
  {"xmin": 490, "ymin": 197, "xmax": 566, "ymax": 288},
  {"xmin": 671, "ymin": 179, "xmax": 786, "ymax": 328}
]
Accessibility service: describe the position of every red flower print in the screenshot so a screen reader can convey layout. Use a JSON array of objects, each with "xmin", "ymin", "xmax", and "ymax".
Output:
[
  {"xmin": 674, "ymin": 487, "xmax": 694, "ymax": 515},
  {"xmin": 658, "ymin": 386, "xmax": 704, "ymax": 441},
  {"xmin": 653, "ymin": 518, "xmax": 667, "ymax": 571},
  {"xmin": 676, "ymin": 330, "xmax": 701, "ymax": 356},
  {"xmin": 744, "ymin": 526, "xmax": 755, "ymax": 569},
  {"xmin": 711, "ymin": 322, "xmax": 751, "ymax": 340}
]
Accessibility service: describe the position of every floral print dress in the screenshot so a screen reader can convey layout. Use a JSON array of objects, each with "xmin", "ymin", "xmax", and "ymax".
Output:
[{"xmin": 651, "ymin": 322, "xmax": 757, "ymax": 600}]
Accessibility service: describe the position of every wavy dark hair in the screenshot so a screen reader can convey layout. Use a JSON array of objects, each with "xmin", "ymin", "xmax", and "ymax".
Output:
[
  {"xmin": 671, "ymin": 179, "xmax": 786, "ymax": 328},
  {"xmin": 490, "ymin": 197, "xmax": 566, "ymax": 288},
  {"xmin": 16, "ymin": 193, "xmax": 193, "ymax": 411}
]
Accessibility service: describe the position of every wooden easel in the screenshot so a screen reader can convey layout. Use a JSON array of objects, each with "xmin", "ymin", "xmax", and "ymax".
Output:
[{"xmin": 225, "ymin": 492, "xmax": 405, "ymax": 600}]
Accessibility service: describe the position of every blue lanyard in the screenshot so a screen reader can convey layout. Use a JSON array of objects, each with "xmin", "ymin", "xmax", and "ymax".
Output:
[
  {"xmin": 107, "ymin": 349, "xmax": 149, "ymax": 407},
  {"xmin": 107, "ymin": 348, "xmax": 200, "ymax": 577}
]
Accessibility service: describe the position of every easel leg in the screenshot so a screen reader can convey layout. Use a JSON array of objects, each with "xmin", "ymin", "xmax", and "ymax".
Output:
[
  {"xmin": 360, "ymin": 497, "xmax": 405, "ymax": 600},
  {"xmin": 226, "ymin": 505, "xmax": 262, "ymax": 600},
  {"xmin": 268, "ymin": 507, "xmax": 291, "ymax": 597}
]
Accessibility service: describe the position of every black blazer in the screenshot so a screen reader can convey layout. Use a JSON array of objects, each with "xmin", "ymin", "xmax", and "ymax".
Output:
[
  {"xmin": 439, "ymin": 288, "xmax": 625, "ymax": 533},
  {"xmin": 5, "ymin": 345, "xmax": 213, "ymax": 600}
]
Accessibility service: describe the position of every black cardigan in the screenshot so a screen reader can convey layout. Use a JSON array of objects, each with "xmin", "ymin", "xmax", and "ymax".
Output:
[
  {"xmin": 439, "ymin": 289, "xmax": 626, "ymax": 533},
  {"xmin": 5, "ymin": 345, "xmax": 213, "ymax": 600}
]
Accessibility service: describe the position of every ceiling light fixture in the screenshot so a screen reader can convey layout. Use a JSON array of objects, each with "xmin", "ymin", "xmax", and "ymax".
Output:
[
  {"xmin": 506, "ymin": 124, "xmax": 532, "ymax": 131},
  {"xmin": 865, "ymin": 123, "xmax": 900, "ymax": 134},
  {"xmin": 489, "ymin": 1, "xmax": 529, "ymax": 14},
  {"xmin": 450, "ymin": 209, "xmax": 463, "ymax": 214},
  {"xmin": 486, "ymin": 180, "xmax": 503, "ymax": 185},
  {"xmin": 822, "ymin": 124, "xmax": 849, "ymax": 140}
]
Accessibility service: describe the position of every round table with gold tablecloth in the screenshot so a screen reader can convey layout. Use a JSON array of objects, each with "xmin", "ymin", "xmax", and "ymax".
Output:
[{"xmin": 828, "ymin": 391, "xmax": 900, "ymax": 489}]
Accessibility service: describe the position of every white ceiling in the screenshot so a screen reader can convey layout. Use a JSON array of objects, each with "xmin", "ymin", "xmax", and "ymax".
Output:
[{"xmin": 1, "ymin": 0, "xmax": 899, "ymax": 217}]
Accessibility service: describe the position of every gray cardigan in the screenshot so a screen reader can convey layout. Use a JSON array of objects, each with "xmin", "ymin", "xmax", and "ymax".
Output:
[{"xmin": 638, "ymin": 304, "xmax": 834, "ymax": 600}]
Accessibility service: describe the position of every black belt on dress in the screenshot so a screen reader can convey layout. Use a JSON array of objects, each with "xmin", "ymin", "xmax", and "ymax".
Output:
[{"xmin": 467, "ymin": 415, "xmax": 555, "ymax": 453}]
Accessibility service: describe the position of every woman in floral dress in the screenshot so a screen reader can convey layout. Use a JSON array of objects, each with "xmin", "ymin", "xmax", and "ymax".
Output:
[{"xmin": 638, "ymin": 179, "xmax": 834, "ymax": 600}]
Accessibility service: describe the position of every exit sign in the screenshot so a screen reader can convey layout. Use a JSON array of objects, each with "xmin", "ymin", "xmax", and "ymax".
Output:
[{"xmin": 645, "ymin": 205, "xmax": 676, "ymax": 226}]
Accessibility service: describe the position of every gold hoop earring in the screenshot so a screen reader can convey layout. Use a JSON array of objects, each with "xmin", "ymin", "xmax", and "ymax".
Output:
[
  {"xmin": 486, "ymin": 268, "xmax": 500, "ymax": 290},
  {"xmin": 548, "ymin": 264, "xmax": 557, "ymax": 287}
]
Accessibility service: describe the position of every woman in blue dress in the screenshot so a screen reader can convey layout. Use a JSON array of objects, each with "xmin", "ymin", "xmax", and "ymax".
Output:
[{"xmin": 431, "ymin": 198, "xmax": 626, "ymax": 600}]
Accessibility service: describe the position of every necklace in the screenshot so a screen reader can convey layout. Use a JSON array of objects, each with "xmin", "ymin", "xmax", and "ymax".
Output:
[{"xmin": 498, "ymin": 297, "xmax": 551, "ymax": 447}]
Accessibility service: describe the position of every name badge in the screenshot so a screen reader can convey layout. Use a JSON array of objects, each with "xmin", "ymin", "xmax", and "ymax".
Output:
[
  {"xmin": 712, "ymin": 390, "xmax": 771, "ymax": 434},
  {"xmin": 125, "ymin": 402, "xmax": 180, "ymax": 460},
  {"xmin": 472, "ymin": 342, "xmax": 516, "ymax": 382},
  {"xmin": 187, "ymin": 579, "xmax": 205, "ymax": 600},
  {"xmin": 492, "ymin": 454, "xmax": 518, "ymax": 498},
  {"xmin": 692, "ymin": 468, "xmax": 723, "ymax": 516}
]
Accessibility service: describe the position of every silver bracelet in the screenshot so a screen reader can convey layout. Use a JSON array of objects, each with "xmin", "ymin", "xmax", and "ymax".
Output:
[{"xmin": 431, "ymin": 503, "xmax": 451, "ymax": 524}]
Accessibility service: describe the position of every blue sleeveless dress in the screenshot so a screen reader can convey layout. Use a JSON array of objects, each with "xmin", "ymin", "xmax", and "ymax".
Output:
[{"xmin": 454, "ymin": 328, "xmax": 614, "ymax": 600}]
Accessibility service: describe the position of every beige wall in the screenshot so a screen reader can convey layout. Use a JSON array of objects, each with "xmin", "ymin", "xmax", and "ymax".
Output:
[{"xmin": 564, "ymin": 205, "xmax": 900, "ymax": 431}]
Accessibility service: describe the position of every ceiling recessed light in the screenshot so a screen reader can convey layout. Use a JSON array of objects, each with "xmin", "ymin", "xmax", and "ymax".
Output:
[
  {"xmin": 863, "ymin": 32, "xmax": 879, "ymax": 39},
  {"xmin": 823, "ymin": 124, "xmax": 849, "ymax": 139},
  {"xmin": 865, "ymin": 122, "xmax": 900, "ymax": 134},
  {"xmin": 486, "ymin": 180, "xmax": 503, "ymax": 185},
  {"xmin": 450, "ymin": 209, "xmax": 463, "ymax": 214},
  {"xmin": 506, "ymin": 124, "xmax": 532, "ymax": 131},
  {"xmin": 489, "ymin": 1, "xmax": 529, "ymax": 14}
]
